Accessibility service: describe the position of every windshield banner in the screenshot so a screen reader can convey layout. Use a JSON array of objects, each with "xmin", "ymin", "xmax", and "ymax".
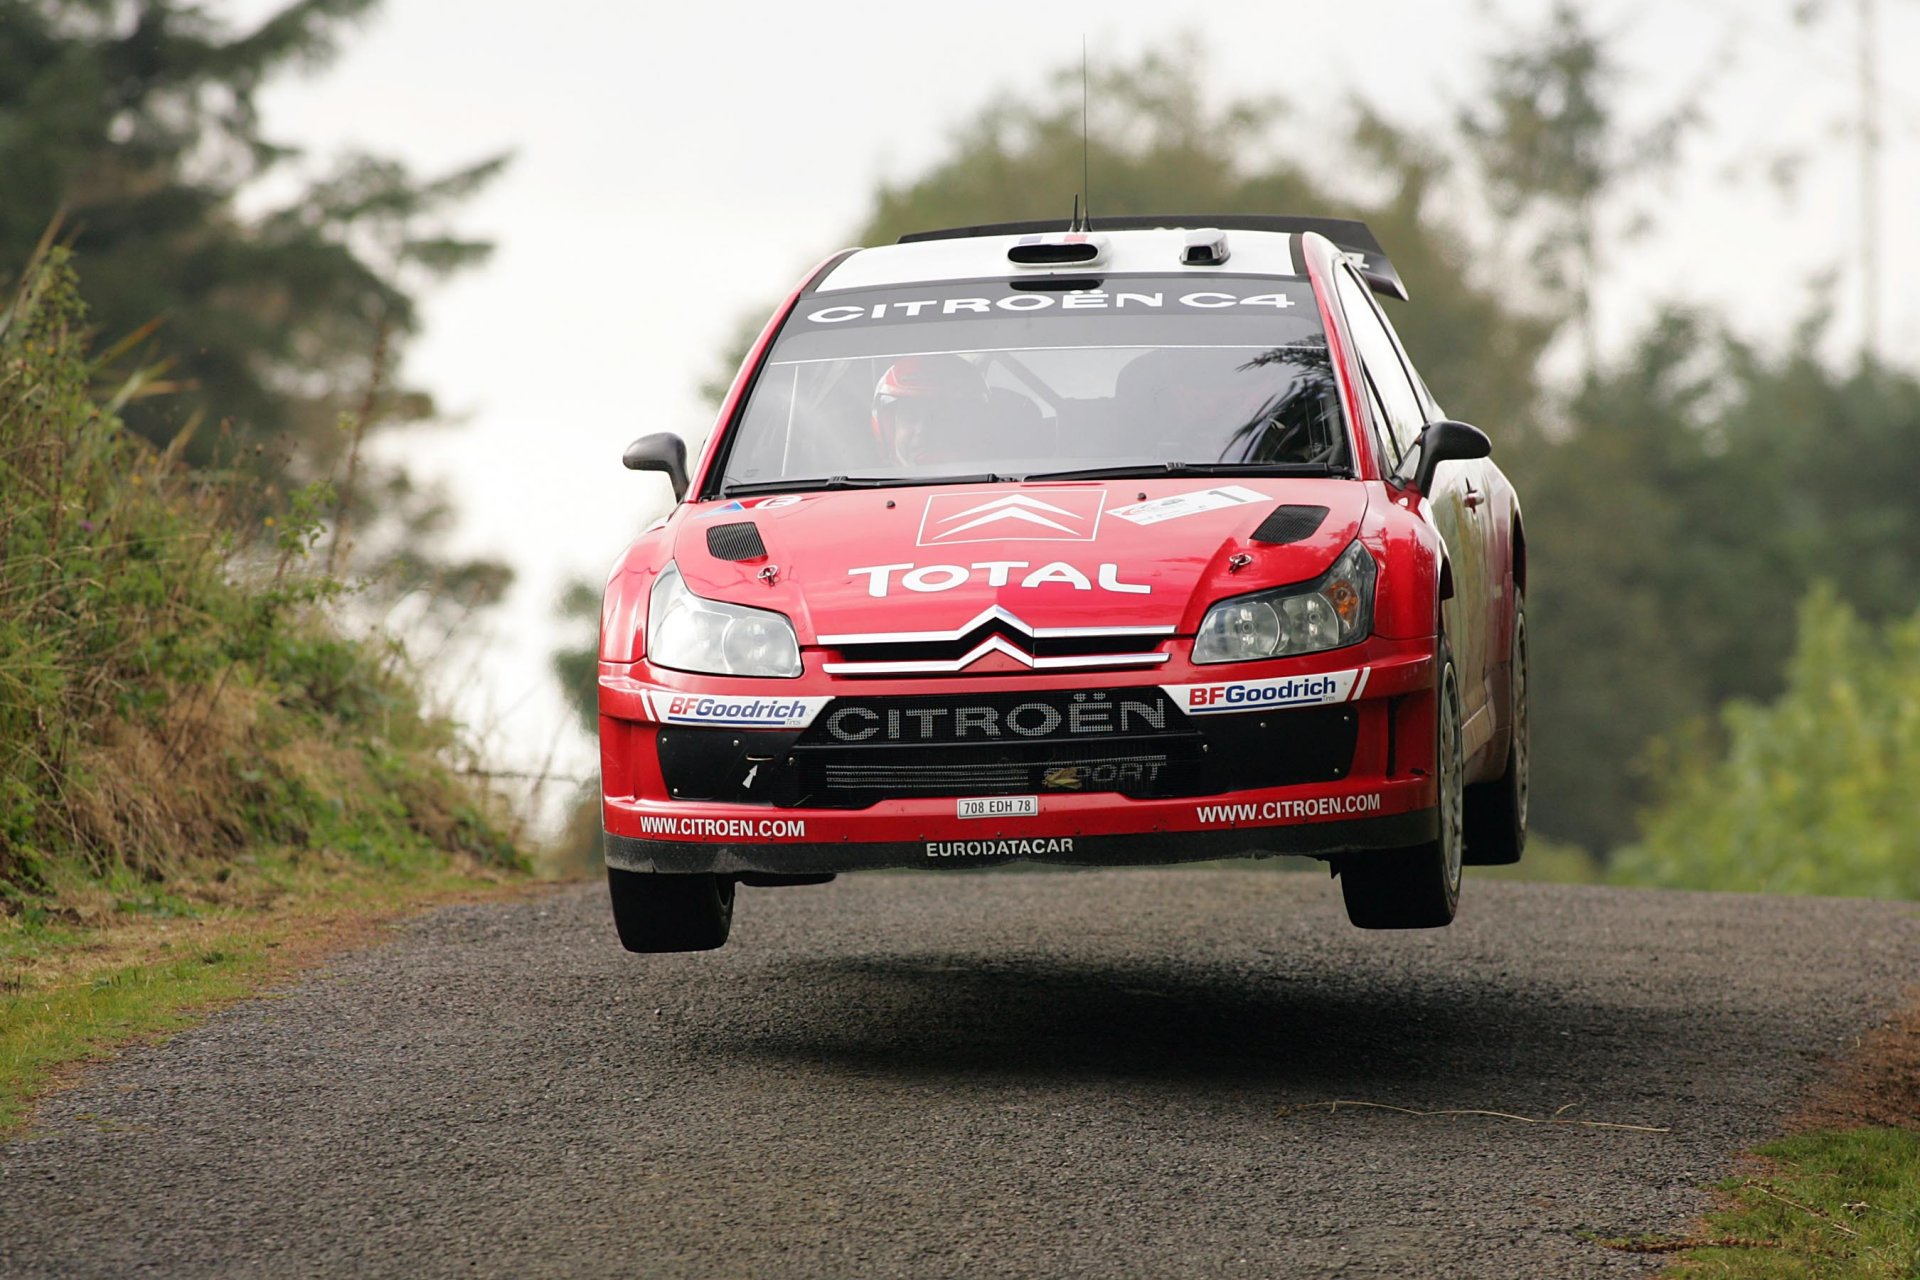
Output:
[{"xmin": 796, "ymin": 278, "xmax": 1317, "ymax": 331}]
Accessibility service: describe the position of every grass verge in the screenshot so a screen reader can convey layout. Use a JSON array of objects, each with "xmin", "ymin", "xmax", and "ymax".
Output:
[
  {"xmin": 1598, "ymin": 1130, "xmax": 1920, "ymax": 1277},
  {"xmin": 1600, "ymin": 997, "xmax": 1920, "ymax": 1276},
  {"xmin": 0, "ymin": 849, "xmax": 546, "ymax": 1136}
]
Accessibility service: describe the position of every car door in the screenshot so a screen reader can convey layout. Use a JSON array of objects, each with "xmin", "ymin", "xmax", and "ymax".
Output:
[
  {"xmin": 1332, "ymin": 267, "xmax": 1493, "ymax": 739},
  {"xmin": 1375, "ymin": 299, "xmax": 1504, "ymax": 761}
]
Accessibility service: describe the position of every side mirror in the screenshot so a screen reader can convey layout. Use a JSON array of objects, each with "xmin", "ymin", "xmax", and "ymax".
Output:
[
  {"xmin": 623, "ymin": 432, "xmax": 688, "ymax": 501},
  {"xmin": 1411, "ymin": 420, "xmax": 1492, "ymax": 497}
]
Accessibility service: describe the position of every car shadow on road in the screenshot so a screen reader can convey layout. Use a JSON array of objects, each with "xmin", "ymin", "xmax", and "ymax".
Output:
[{"xmin": 680, "ymin": 950, "xmax": 1744, "ymax": 1105}]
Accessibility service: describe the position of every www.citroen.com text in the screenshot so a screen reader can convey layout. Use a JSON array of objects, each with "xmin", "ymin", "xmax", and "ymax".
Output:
[
  {"xmin": 1193, "ymin": 795, "xmax": 1384, "ymax": 824},
  {"xmin": 637, "ymin": 816, "xmax": 808, "ymax": 839}
]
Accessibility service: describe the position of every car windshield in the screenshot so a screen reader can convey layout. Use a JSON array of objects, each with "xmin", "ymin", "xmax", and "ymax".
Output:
[{"xmin": 714, "ymin": 275, "xmax": 1346, "ymax": 493}]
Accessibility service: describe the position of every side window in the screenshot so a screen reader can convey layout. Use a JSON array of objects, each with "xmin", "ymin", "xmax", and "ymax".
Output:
[
  {"xmin": 1370, "ymin": 294, "xmax": 1445, "ymax": 424},
  {"xmin": 1334, "ymin": 268, "xmax": 1427, "ymax": 473},
  {"xmin": 1358, "ymin": 371, "xmax": 1395, "ymax": 476}
]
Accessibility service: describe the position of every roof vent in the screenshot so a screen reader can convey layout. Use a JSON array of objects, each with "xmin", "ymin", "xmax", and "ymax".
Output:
[
  {"xmin": 1007, "ymin": 233, "xmax": 1108, "ymax": 267},
  {"xmin": 1181, "ymin": 229, "xmax": 1230, "ymax": 266}
]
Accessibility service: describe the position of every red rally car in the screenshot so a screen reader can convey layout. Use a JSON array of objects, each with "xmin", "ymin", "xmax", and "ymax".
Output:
[{"xmin": 600, "ymin": 215, "xmax": 1529, "ymax": 950}]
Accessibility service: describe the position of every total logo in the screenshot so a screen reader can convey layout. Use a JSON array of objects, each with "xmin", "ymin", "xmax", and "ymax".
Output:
[
  {"xmin": 849, "ymin": 560, "xmax": 1150, "ymax": 597},
  {"xmin": 1162, "ymin": 669, "xmax": 1367, "ymax": 714},
  {"xmin": 917, "ymin": 490, "xmax": 1105, "ymax": 545}
]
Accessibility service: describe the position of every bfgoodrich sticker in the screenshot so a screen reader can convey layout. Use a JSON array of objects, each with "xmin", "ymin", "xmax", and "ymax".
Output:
[
  {"xmin": 1161, "ymin": 668, "xmax": 1366, "ymax": 714},
  {"xmin": 637, "ymin": 690, "xmax": 831, "ymax": 729}
]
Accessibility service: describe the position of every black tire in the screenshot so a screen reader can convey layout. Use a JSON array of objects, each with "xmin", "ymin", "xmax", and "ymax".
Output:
[
  {"xmin": 607, "ymin": 867, "xmax": 735, "ymax": 952},
  {"xmin": 1341, "ymin": 650, "xmax": 1464, "ymax": 929},
  {"xmin": 1464, "ymin": 599, "xmax": 1529, "ymax": 866}
]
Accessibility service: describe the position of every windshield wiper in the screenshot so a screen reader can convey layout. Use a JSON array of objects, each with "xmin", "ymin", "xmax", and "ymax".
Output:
[
  {"xmin": 719, "ymin": 473, "xmax": 1006, "ymax": 498},
  {"xmin": 1016, "ymin": 461, "xmax": 1349, "ymax": 482}
]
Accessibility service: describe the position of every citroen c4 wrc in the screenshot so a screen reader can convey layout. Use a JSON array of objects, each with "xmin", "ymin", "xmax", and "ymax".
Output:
[{"xmin": 599, "ymin": 215, "xmax": 1529, "ymax": 951}]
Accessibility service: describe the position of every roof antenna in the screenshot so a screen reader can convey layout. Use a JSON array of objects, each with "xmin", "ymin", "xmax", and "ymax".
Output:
[{"xmin": 1079, "ymin": 36, "xmax": 1092, "ymax": 232}]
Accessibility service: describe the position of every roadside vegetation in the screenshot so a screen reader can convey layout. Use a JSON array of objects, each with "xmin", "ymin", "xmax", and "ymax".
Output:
[
  {"xmin": 1615, "ymin": 589, "xmax": 1920, "ymax": 897},
  {"xmin": 0, "ymin": 249, "xmax": 525, "ymax": 1130},
  {"xmin": 2, "ymin": 0, "xmax": 527, "ymax": 1132},
  {"xmin": 1655, "ymin": 1128, "xmax": 1920, "ymax": 1278}
]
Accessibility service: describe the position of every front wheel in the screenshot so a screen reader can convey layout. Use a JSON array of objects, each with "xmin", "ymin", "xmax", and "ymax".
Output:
[
  {"xmin": 608, "ymin": 867, "xmax": 735, "ymax": 952},
  {"xmin": 1341, "ymin": 650, "xmax": 1464, "ymax": 929}
]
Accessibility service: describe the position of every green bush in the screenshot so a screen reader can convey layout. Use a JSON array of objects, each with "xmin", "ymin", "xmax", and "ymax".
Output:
[
  {"xmin": 0, "ymin": 248, "xmax": 519, "ymax": 908},
  {"xmin": 1612, "ymin": 585, "xmax": 1920, "ymax": 897}
]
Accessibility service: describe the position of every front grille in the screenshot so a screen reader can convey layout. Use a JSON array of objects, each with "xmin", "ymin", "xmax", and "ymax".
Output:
[
  {"xmin": 806, "ymin": 687, "xmax": 1179, "ymax": 746},
  {"xmin": 831, "ymin": 631, "xmax": 1168, "ymax": 665},
  {"xmin": 801, "ymin": 735, "xmax": 1202, "ymax": 802},
  {"xmin": 794, "ymin": 687, "xmax": 1196, "ymax": 803},
  {"xmin": 788, "ymin": 688, "xmax": 1356, "ymax": 807},
  {"xmin": 818, "ymin": 607, "xmax": 1172, "ymax": 676},
  {"xmin": 653, "ymin": 694, "xmax": 1360, "ymax": 810}
]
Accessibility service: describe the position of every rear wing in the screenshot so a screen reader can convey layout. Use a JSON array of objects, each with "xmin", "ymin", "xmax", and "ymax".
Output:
[{"xmin": 897, "ymin": 215, "xmax": 1408, "ymax": 302}]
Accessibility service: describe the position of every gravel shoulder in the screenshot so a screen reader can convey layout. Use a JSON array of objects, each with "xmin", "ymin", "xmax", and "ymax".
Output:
[{"xmin": 2, "ymin": 873, "xmax": 1914, "ymax": 1278}]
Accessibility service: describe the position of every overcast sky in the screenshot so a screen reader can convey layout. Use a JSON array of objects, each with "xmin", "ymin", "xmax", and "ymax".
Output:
[{"xmin": 224, "ymin": 0, "xmax": 1920, "ymax": 812}]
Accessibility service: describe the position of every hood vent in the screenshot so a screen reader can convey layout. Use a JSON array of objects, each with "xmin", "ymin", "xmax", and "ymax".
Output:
[
  {"xmin": 706, "ymin": 522, "xmax": 768, "ymax": 562},
  {"xmin": 1250, "ymin": 504, "xmax": 1330, "ymax": 546}
]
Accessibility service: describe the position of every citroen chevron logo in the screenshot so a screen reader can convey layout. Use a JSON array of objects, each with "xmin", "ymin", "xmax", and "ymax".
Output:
[
  {"xmin": 939, "ymin": 495, "xmax": 1079, "ymax": 538},
  {"xmin": 917, "ymin": 488, "xmax": 1106, "ymax": 545}
]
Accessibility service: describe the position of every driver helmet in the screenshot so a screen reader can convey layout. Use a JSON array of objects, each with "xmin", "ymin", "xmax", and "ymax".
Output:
[{"xmin": 871, "ymin": 354, "xmax": 989, "ymax": 466}]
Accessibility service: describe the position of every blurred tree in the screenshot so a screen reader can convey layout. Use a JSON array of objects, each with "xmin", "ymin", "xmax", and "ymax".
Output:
[
  {"xmin": 548, "ymin": 577, "xmax": 604, "ymax": 871},
  {"xmin": 1459, "ymin": 3, "xmax": 1698, "ymax": 373},
  {"xmin": 1520, "ymin": 311, "xmax": 1721, "ymax": 849},
  {"xmin": 1612, "ymin": 586, "xmax": 1920, "ymax": 898},
  {"xmin": 0, "ymin": 0, "xmax": 510, "ymax": 602},
  {"xmin": 552, "ymin": 577, "xmax": 600, "ymax": 740},
  {"xmin": 1525, "ymin": 308, "xmax": 1920, "ymax": 852}
]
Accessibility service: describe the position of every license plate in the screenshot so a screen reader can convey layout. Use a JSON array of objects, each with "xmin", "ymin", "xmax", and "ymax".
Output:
[{"xmin": 957, "ymin": 796, "xmax": 1039, "ymax": 819}]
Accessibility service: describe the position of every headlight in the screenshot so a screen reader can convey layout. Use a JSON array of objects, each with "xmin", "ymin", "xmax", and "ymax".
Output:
[
  {"xmin": 647, "ymin": 562, "xmax": 802, "ymax": 678},
  {"xmin": 1193, "ymin": 540, "xmax": 1376, "ymax": 664}
]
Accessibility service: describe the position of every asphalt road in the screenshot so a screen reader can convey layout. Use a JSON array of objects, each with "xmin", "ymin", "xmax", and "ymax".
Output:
[{"xmin": 3, "ymin": 873, "xmax": 1915, "ymax": 1278}]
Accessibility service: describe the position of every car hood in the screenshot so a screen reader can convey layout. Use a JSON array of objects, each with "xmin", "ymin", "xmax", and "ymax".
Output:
[{"xmin": 668, "ymin": 479, "xmax": 1372, "ymax": 644}]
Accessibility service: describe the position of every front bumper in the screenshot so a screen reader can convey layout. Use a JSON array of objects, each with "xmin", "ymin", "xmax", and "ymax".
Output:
[
  {"xmin": 606, "ymin": 800, "xmax": 1434, "ymax": 874},
  {"xmin": 600, "ymin": 638, "xmax": 1439, "ymax": 875}
]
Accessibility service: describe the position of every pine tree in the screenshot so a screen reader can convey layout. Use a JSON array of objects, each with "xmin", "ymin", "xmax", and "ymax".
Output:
[{"xmin": 0, "ymin": 0, "xmax": 510, "ymax": 599}]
